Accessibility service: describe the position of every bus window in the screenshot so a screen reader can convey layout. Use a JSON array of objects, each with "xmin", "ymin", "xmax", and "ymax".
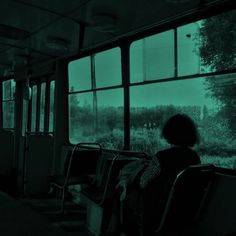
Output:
[
  {"xmin": 68, "ymin": 47, "xmax": 123, "ymax": 149},
  {"xmin": 39, "ymin": 82, "xmax": 46, "ymax": 132},
  {"xmin": 69, "ymin": 89, "xmax": 124, "ymax": 149},
  {"xmin": 130, "ymin": 30, "xmax": 175, "ymax": 83},
  {"xmin": 2, "ymin": 79, "xmax": 15, "ymax": 129},
  {"xmin": 94, "ymin": 47, "xmax": 122, "ymax": 88},
  {"xmin": 49, "ymin": 81, "xmax": 55, "ymax": 133},
  {"xmin": 177, "ymin": 22, "xmax": 201, "ymax": 76},
  {"xmin": 31, "ymin": 85, "xmax": 37, "ymax": 132},
  {"xmin": 130, "ymin": 74, "xmax": 236, "ymax": 169},
  {"xmin": 68, "ymin": 56, "xmax": 91, "ymax": 92},
  {"xmin": 129, "ymin": 9, "xmax": 236, "ymax": 169}
]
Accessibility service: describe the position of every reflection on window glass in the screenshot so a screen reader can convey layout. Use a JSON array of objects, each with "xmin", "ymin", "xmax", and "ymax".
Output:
[
  {"xmin": 69, "ymin": 88, "xmax": 124, "ymax": 149},
  {"xmin": 130, "ymin": 75, "xmax": 236, "ymax": 169},
  {"xmin": 68, "ymin": 56, "xmax": 91, "ymax": 92},
  {"xmin": 177, "ymin": 23, "xmax": 201, "ymax": 76},
  {"xmin": 31, "ymin": 85, "xmax": 37, "ymax": 132},
  {"xmin": 2, "ymin": 79, "xmax": 15, "ymax": 128},
  {"xmin": 130, "ymin": 30, "xmax": 175, "ymax": 83},
  {"xmin": 3, "ymin": 79, "xmax": 15, "ymax": 100},
  {"xmin": 3, "ymin": 102, "xmax": 15, "ymax": 128},
  {"xmin": 49, "ymin": 81, "xmax": 55, "ymax": 132},
  {"xmin": 95, "ymin": 48, "xmax": 122, "ymax": 88},
  {"xmin": 39, "ymin": 83, "xmax": 46, "ymax": 132}
]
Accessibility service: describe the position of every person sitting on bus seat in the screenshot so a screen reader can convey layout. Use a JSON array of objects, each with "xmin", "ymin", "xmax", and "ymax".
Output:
[{"xmin": 106, "ymin": 113, "xmax": 200, "ymax": 236}]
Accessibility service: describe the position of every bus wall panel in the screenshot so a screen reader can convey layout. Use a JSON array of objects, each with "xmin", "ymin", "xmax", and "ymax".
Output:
[
  {"xmin": 0, "ymin": 130, "xmax": 14, "ymax": 175},
  {"xmin": 24, "ymin": 135, "xmax": 54, "ymax": 195}
]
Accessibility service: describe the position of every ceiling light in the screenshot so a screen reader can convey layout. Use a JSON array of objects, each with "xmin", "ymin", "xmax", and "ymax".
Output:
[
  {"xmin": 91, "ymin": 13, "xmax": 116, "ymax": 33},
  {"xmin": 46, "ymin": 37, "xmax": 69, "ymax": 52}
]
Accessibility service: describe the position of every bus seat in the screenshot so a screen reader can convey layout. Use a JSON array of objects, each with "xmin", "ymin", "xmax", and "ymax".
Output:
[
  {"xmin": 154, "ymin": 164, "xmax": 215, "ymax": 236},
  {"xmin": 194, "ymin": 168, "xmax": 236, "ymax": 236},
  {"xmin": 81, "ymin": 152, "xmax": 139, "ymax": 205},
  {"xmin": 81, "ymin": 151, "xmax": 147, "ymax": 235},
  {"xmin": 50, "ymin": 143, "xmax": 102, "ymax": 213}
]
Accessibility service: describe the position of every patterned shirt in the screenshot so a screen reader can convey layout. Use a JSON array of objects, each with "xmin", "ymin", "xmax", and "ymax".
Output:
[{"xmin": 139, "ymin": 156, "xmax": 161, "ymax": 189}]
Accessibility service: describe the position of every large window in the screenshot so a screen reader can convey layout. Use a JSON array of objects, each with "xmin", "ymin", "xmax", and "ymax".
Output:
[
  {"xmin": 130, "ymin": 75, "xmax": 236, "ymax": 168},
  {"xmin": 2, "ymin": 79, "xmax": 15, "ymax": 128},
  {"xmin": 68, "ymin": 47, "xmax": 123, "ymax": 149},
  {"xmin": 67, "ymin": 9, "xmax": 236, "ymax": 168},
  {"xmin": 129, "ymin": 9, "xmax": 236, "ymax": 169}
]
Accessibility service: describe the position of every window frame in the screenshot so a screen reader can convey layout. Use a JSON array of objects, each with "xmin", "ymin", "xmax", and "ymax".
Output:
[{"xmin": 67, "ymin": 46, "xmax": 125, "ymax": 148}]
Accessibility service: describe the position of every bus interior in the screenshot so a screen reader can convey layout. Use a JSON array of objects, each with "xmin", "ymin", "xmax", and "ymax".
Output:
[{"xmin": 0, "ymin": 0, "xmax": 236, "ymax": 235}]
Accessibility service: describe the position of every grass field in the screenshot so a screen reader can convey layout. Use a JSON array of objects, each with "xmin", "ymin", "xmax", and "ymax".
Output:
[{"xmin": 201, "ymin": 155, "xmax": 236, "ymax": 169}]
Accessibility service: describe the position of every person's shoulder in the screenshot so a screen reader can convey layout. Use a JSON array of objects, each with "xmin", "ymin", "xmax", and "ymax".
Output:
[
  {"xmin": 155, "ymin": 146, "xmax": 199, "ymax": 158},
  {"xmin": 155, "ymin": 148, "xmax": 174, "ymax": 159}
]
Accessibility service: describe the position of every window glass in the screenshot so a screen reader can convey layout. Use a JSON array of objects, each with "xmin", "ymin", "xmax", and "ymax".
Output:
[
  {"xmin": 2, "ymin": 101, "xmax": 15, "ymax": 128},
  {"xmin": 69, "ymin": 88, "xmax": 124, "ymax": 149},
  {"xmin": 69, "ymin": 92, "xmax": 94, "ymax": 143},
  {"xmin": 31, "ymin": 85, "xmax": 37, "ymax": 132},
  {"xmin": 68, "ymin": 56, "xmax": 91, "ymax": 92},
  {"xmin": 39, "ymin": 83, "xmax": 46, "ymax": 132},
  {"xmin": 2, "ymin": 79, "xmax": 15, "ymax": 128},
  {"xmin": 3, "ymin": 79, "xmax": 15, "ymax": 100},
  {"xmin": 130, "ymin": 30, "xmax": 175, "ymax": 83},
  {"xmin": 177, "ymin": 22, "xmax": 201, "ymax": 76},
  {"xmin": 49, "ymin": 81, "xmax": 55, "ymax": 132},
  {"xmin": 95, "ymin": 48, "xmax": 122, "ymax": 88},
  {"xmin": 130, "ymin": 75, "xmax": 236, "ymax": 169}
]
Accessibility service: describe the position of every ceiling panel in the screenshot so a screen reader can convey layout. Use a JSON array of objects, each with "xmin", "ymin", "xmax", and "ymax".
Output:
[
  {"xmin": 0, "ymin": 48, "xmax": 27, "ymax": 66},
  {"xmin": 17, "ymin": 18, "xmax": 80, "ymax": 57},
  {"xmin": 69, "ymin": 0, "xmax": 117, "ymax": 23},
  {"xmin": 12, "ymin": 0, "xmax": 92, "ymax": 16},
  {"xmin": 127, "ymin": 0, "xmax": 200, "ymax": 33},
  {"xmin": 28, "ymin": 51, "xmax": 52, "ymax": 65},
  {"xmin": 0, "ymin": 0, "xmax": 59, "ymax": 33},
  {"xmin": 0, "ymin": 44, "xmax": 10, "ymax": 52}
]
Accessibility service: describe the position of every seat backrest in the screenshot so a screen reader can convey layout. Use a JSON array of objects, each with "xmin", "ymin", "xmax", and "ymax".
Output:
[
  {"xmin": 92, "ymin": 150, "xmax": 147, "ymax": 188},
  {"xmin": 156, "ymin": 164, "xmax": 215, "ymax": 234},
  {"xmin": 63, "ymin": 148, "xmax": 101, "ymax": 177}
]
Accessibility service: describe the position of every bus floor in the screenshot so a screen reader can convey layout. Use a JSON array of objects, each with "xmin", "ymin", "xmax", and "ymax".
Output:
[{"xmin": 0, "ymin": 191, "xmax": 93, "ymax": 236}]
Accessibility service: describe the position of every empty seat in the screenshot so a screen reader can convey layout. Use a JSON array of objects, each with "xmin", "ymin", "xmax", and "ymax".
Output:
[{"xmin": 50, "ymin": 142, "xmax": 102, "ymax": 213}]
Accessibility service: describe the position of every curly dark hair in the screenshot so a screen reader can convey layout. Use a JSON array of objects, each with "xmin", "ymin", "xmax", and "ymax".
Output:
[{"xmin": 162, "ymin": 114, "xmax": 199, "ymax": 147}]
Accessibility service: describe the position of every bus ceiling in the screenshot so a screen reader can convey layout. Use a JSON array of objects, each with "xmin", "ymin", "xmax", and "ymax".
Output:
[{"xmin": 0, "ymin": 0, "xmax": 234, "ymax": 78}]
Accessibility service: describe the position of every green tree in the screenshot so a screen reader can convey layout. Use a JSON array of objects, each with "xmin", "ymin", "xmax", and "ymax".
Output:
[
  {"xmin": 199, "ymin": 10, "xmax": 236, "ymax": 71},
  {"xmin": 199, "ymin": 10, "xmax": 236, "ymax": 133},
  {"xmin": 69, "ymin": 86, "xmax": 80, "ymax": 132}
]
